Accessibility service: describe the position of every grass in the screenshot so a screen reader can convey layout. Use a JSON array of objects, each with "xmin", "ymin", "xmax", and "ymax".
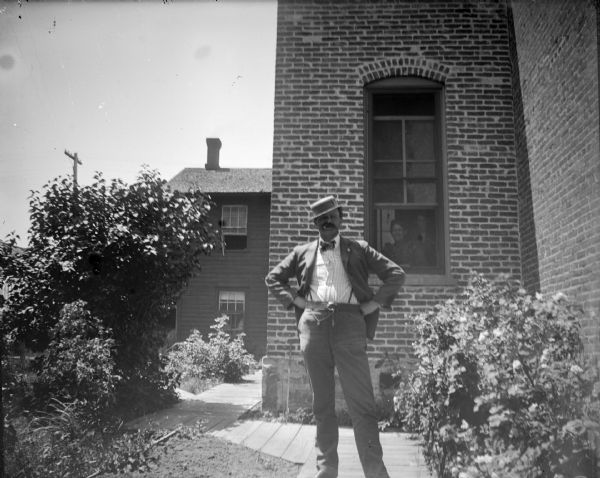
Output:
[{"xmin": 4, "ymin": 414, "xmax": 159, "ymax": 477}]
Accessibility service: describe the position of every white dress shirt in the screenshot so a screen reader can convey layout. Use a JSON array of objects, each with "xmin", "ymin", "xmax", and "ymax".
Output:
[{"xmin": 308, "ymin": 235, "xmax": 358, "ymax": 304}]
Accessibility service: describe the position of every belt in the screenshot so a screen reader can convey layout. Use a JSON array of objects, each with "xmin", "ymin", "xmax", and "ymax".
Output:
[{"xmin": 305, "ymin": 301, "xmax": 361, "ymax": 311}]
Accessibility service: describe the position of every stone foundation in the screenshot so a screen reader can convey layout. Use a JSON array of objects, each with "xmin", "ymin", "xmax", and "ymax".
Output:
[{"xmin": 260, "ymin": 353, "xmax": 403, "ymax": 414}]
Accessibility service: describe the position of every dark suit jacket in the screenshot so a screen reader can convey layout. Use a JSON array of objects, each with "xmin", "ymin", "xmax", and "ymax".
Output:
[{"xmin": 265, "ymin": 235, "xmax": 405, "ymax": 339}]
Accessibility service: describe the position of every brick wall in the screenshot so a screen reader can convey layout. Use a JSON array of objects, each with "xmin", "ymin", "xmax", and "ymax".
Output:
[
  {"xmin": 510, "ymin": 0, "xmax": 600, "ymax": 360},
  {"xmin": 266, "ymin": 0, "xmax": 522, "ymax": 409},
  {"xmin": 507, "ymin": 6, "xmax": 540, "ymax": 294}
]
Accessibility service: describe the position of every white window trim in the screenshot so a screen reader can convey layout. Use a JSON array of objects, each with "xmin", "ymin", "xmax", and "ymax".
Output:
[
  {"xmin": 218, "ymin": 290, "xmax": 245, "ymax": 331},
  {"xmin": 221, "ymin": 205, "xmax": 248, "ymax": 236}
]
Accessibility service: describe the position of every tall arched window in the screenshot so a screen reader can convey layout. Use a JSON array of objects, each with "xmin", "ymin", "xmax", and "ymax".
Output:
[{"xmin": 365, "ymin": 77, "xmax": 447, "ymax": 275}]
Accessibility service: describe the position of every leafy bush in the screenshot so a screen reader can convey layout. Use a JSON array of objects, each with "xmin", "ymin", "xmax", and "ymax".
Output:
[
  {"xmin": 2, "ymin": 342, "xmax": 35, "ymax": 425},
  {"xmin": 405, "ymin": 274, "xmax": 599, "ymax": 478},
  {"xmin": 166, "ymin": 316, "xmax": 256, "ymax": 385},
  {"xmin": 34, "ymin": 300, "xmax": 119, "ymax": 424},
  {"xmin": 1, "ymin": 168, "xmax": 218, "ymax": 417},
  {"xmin": 380, "ymin": 379, "xmax": 421, "ymax": 433}
]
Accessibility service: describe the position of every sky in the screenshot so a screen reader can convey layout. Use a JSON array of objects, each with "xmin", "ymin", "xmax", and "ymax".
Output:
[{"xmin": 0, "ymin": 0, "xmax": 277, "ymax": 246}]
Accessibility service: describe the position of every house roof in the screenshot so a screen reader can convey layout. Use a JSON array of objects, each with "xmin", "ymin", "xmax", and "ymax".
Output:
[{"xmin": 167, "ymin": 168, "xmax": 272, "ymax": 194}]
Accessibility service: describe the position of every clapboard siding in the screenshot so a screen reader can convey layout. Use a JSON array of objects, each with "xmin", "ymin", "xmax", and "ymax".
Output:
[{"xmin": 176, "ymin": 193, "xmax": 270, "ymax": 358}]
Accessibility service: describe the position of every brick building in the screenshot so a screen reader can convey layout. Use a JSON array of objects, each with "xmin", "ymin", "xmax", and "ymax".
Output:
[
  {"xmin": 168, "ymin": 138, "xmax": 271, "ymax": 358},
  {"xmin": 263, "ymin": 0, "xmax": 599, "ymax": 411},
  {"xmin": 510, "ymin": 0, "xmax": 600, "ymax": 365}
]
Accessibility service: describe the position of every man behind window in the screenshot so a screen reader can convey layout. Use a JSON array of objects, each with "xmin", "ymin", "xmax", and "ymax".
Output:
[{"xmin": 265, "ymin": 195, "xmax": 405, "ymax": 478}]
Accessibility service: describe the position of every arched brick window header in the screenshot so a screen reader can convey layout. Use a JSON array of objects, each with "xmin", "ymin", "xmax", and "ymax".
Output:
[{"xmin": 358, "ymin": 58, "xmax": 451, "ymax": 85}]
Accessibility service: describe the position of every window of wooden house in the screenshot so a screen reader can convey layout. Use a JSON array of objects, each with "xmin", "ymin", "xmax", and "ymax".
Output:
[
  {"xmin": 366, "ymin": 78, "xmax": 447, "ymax": 275},
  {"xmin": 220, "ymin": 205, "xmax": 248, "ymax": 250},
  {"xmin": 218, "ymin": 291, "xmax": 245, "ymax": 331}
]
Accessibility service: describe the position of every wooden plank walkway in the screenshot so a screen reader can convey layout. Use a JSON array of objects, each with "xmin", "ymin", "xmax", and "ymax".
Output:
[
  {"xmin": 126, "ymin": 369, "xmax": 431, "ymax": 477},
  {"xmin": 125, "ymin": 370, "xmax": 262, "ymax": 432},
  {"xmin": 211, "ymin": 420, "xmax": 432, "ymax": 478}
]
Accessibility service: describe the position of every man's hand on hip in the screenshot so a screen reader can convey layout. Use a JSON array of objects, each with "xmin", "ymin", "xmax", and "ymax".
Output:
[
  {"xmin": 360, "ymin": 300, "xmax": 380, "ymax": 316},
  {"xmin": 293, "ymin": 296, "xmax": 307, "ymax": 309}
]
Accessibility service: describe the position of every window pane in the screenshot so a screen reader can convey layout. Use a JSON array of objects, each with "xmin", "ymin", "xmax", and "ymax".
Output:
[
  {"xmin": 219, "ymin": 290, "xmax": 244, "ymax": 303},
  {"xmin": 406, "ymin": 161, "xmax": 436, "ymax": 178},
  {"xmin": 224, "ymin": 235, "xmax": 247, "ymax": 250},
  {"xmin": 219, "ymin": 291, "xmax": 245, "ymax": 330},
  {"xmin": 373, "ymin": 93, "xmax": 435, "ymax": 116},
  {"xmin": 407, "ymin": 182, "xmax": 437, "ymax": 203},
  {"xmin": 222, "ymin": 205, "xmax": 247, "ymax": 235},
  {"xmin": 373, "ymin": 161, "xmax": 403, "ymax": 178},
  {"xmin": 373, "ymin": 121, "xmax": 402, "ymax": 160},
  {"xmin": 373, "ymin": 180, "xmax": 403, "ymax": 203},
  {"xmin": 230, "ymin": 209, "xmax": 238, "ymax": 228},
  {"xmin": 377, "ymin": 209, "xmax": 438, "ymax": 269},
  {"xmin": 411, "ymin": 212, "xmax": 437, "ymax": 268},
  {"xmin": 405, "ymin": 120, "xmax": 435, "ymax": 161}
]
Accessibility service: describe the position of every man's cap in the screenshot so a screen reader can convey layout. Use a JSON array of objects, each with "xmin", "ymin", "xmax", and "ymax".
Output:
[{"xmin": 310, "ymin": 195, "xmax": 340, "ymax": 219}]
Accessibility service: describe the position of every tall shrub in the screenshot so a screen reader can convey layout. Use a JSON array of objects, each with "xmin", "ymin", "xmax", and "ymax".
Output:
[
  {"xmin": 406, "ymin": 275, "xmax": 599, "ymax": 478},
  {"xmin": 1, "ymin": 168, "xmax": 218, "ymax": 416}
]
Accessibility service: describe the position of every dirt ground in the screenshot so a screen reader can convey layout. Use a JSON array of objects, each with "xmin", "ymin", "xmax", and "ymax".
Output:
[{"xmin": 99, "ymin": 430, "xmax": 302, "ymax": 478}]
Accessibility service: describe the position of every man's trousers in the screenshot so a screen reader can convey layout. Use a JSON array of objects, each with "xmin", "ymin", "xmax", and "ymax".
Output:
[{"xmin": 298, "ymin": 303, "xmax": 390, "ymax": 478}]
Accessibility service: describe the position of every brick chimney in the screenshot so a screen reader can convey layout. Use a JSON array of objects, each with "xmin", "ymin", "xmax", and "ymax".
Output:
[{"xmin": 205, "ymin": 137, "xmax": 222, "ymax": 170}]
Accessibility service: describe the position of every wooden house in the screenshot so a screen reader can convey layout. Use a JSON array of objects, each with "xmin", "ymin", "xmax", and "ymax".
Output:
[{"xmin": 168, "ymin": 138, "xmax": 271, "ymax": 358}]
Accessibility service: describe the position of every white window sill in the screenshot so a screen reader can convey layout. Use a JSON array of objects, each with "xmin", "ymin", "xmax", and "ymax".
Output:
[
  {"xmin": 404, "ymin": 274, "xmax": 458, "ymax": 287},
  {"xmin": 369, "ymin": 273, "xmax": 458, "ymax": 287}
]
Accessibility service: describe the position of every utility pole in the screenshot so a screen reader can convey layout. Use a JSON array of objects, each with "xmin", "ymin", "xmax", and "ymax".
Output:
[
  {"xmin": 64, "ymin": 150, "xmax": 82, "ymax": 220},
  {"xmin": 64, "ymin": 149, "xmax": 82, "ymax": 192}
]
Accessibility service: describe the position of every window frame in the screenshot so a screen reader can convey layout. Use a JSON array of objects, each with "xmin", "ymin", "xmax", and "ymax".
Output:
[
  {"xmin": 364, "ymin": 77, "xmax": 451, "ymax": 279},
  {"xmin": 218, "ymin": 290, "xmax": 245, "ymax": 332},
  {"xmin": 220, "ymin": 205, "xmax": 248, "ymax": 250}
]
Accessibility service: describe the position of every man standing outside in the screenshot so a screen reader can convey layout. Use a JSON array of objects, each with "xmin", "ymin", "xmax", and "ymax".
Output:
[{"xmin": 265, "ymin": 195, "xmax": 405, "ymax": 478}]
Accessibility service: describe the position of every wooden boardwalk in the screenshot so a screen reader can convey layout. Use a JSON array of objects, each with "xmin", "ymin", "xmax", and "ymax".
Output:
[
  {"xmin": 125, "ymin": 371, "xmax": 263, "ymax": 432},
  {"xmin": 211, "ymin": 420, "xmax": 432, "ymax": 478},
  {"xmin": 127, "ymin": 370, "xmax": 432, "ymax": 477}
]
